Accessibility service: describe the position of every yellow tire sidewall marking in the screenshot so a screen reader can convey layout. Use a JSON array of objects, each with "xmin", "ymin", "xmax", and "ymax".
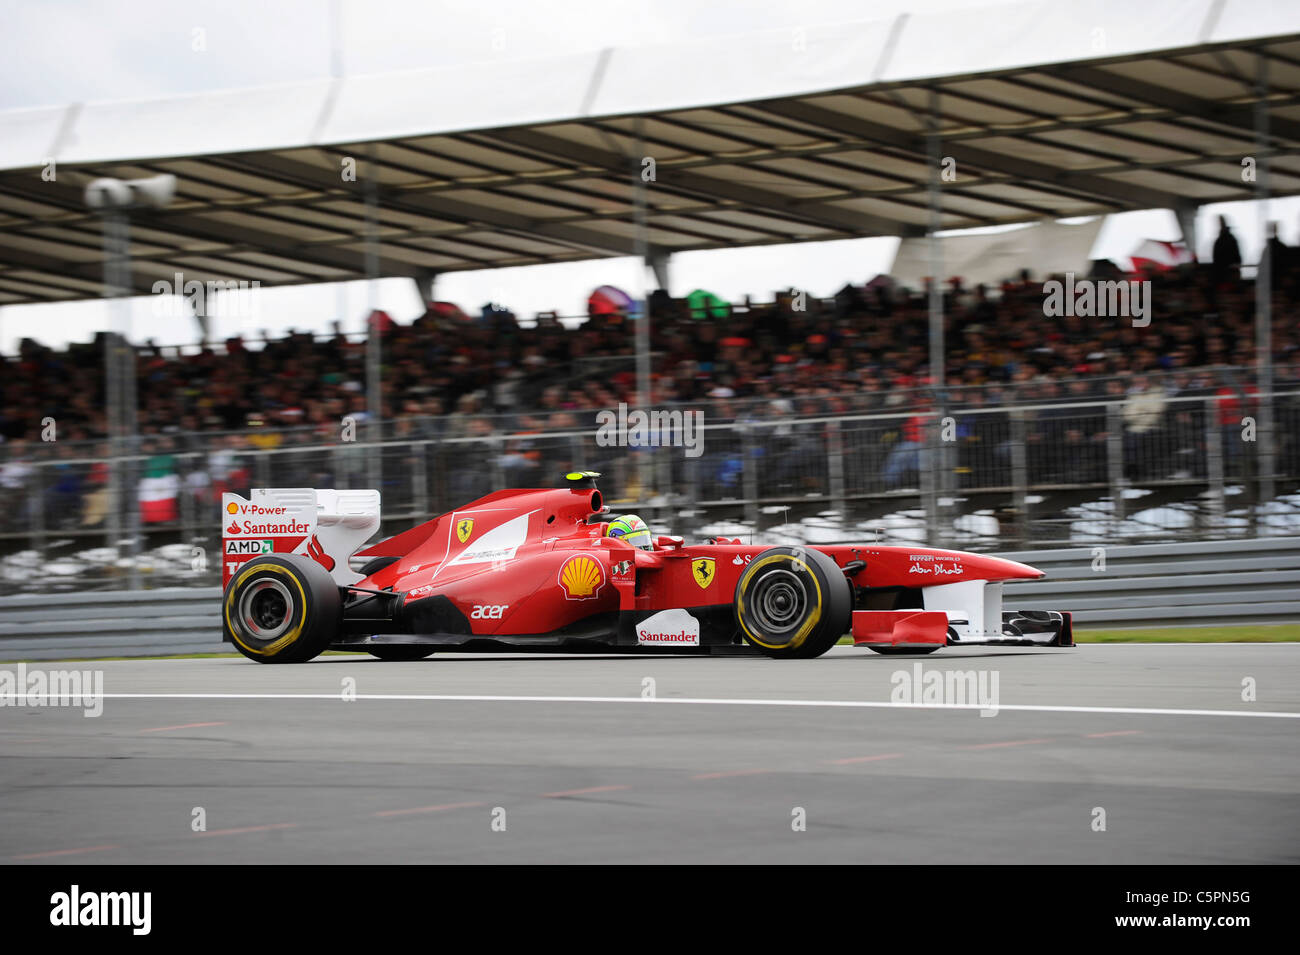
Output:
[
  {"xmin": 224, "ymin": 562, "xmax": 308, "ymax": 657},
  {"xmin": 736, "ymin": 554, "xmax": 822, "ymax": 651}
]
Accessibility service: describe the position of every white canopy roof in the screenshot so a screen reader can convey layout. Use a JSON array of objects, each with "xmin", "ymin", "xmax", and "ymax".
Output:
[{"xmin": 1, "ymin": 0, "xmax": 1298, "ymax": 303}]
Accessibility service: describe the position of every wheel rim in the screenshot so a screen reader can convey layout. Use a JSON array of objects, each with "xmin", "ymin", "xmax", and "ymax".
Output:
[
  {"xmin": 238, "ymin": 578, "xmax": 294, "ymax": 639},
  {"xmin": 749, "ymin": 568, "xmax": 808, "ymax": 641}
]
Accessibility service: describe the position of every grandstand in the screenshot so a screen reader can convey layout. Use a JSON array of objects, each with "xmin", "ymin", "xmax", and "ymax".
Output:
[{"xmin": 1, "ymin": 0, "xmax": 1299, "ymax": 591}]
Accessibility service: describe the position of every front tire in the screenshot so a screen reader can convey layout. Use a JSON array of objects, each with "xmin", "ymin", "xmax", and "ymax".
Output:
[
  {"xmin": 224, "ymin": 554, "xmax": 340, "ymax": 663},
  {"xmin": 734, "ymin": 546, "xmax": 852, "ymax": 658}
]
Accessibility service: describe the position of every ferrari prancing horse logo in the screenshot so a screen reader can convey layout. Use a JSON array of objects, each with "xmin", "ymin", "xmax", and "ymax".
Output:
[
  {"xmin": 456, "ymin": 518, "xmax": 474, "ymax": 543},
  {"xmin": 692, "ymin": 557, "xmax": 715, "ymax": 589}
]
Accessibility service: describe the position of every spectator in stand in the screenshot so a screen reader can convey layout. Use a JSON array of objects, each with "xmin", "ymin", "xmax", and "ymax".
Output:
[
  {"xmin": 881, "ymin": 405, "xmax": 929, "ymax": 490},
  {"xmin": 1122, "ymin": 374, "xmax": 1170, "ymax": 480},
  {"xmin": 1212, "ymin": 215, "xmax": 1242, "ymax": 284}
]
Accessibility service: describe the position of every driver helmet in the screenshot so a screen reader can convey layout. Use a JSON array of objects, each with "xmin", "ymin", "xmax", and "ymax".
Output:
[{"xmin": 605, "ymin": 514, "xmax": 653, "ymax": 550}]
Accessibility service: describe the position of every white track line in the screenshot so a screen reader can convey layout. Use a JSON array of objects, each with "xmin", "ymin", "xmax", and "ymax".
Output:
[{"xmin": 26, "ymin": 692, "xmax": 1300, "ymax": 720}]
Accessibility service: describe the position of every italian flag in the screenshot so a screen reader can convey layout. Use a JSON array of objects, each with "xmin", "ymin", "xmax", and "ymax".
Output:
[{"xmin": 139, "ymin": 472, "xmax": 180, "ymax": 523}]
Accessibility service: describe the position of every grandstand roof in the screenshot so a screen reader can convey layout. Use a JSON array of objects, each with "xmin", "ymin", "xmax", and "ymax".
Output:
[{"xmin": 2, "ymin": 0, "xmax": 1300, "ymax": 305}]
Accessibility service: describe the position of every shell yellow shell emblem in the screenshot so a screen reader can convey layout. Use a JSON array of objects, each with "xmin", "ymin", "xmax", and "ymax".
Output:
[
  {"xmin": 456, "ymin": 518, "xmax": 474, "ymax": 543},
  {"xmin": 692, "ymin": 557, "xmax": 716, "ymax": 589},
  {"xmin": 558, "ymin": 554, "xmax": 605, "ymax": 600}
]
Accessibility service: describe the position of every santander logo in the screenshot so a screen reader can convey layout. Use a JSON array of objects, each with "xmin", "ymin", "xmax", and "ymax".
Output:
[{"xmin": 636, "ymin": 609, "xmax": 700, "ymax": 647}]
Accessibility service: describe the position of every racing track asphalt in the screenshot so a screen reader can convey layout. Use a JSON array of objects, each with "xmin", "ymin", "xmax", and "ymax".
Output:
[{"xmin": 1, "ymin": 644, "xmax": 1298, "ymax": 864}]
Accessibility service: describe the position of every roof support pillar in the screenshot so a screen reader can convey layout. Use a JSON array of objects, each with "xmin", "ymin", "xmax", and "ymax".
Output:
[
  {"xmin": 1253, "ymin": 52, "xmax": 1276, "ymax": 515},
  {"xmin": 1174, "ymin": 203, "xmax": 1200, "ymax": 262},
  {"xmin": 190, "ymin": 287, "xmax": 211, "ymax": 347},
  {"xmin": 926, "ymin": 88, "xmax": 949, "ymax": 548},
  {"xmin": 633, "ymin": 118, "xmax": 653, "ymax": 505},
  {"xmin": 99, "ymin": 209, "xmax": 141, "ymax": 590},
  {"xmin": 412, "ymin": 270, "xmax": 438, "ymax": 306},
  {"xmin": 364, "ymin": 145, "xmax": 383, "ymax": 493},
  {"xmin": 646, "ymin": 249, "xmax": 671, "ymax": 293}
]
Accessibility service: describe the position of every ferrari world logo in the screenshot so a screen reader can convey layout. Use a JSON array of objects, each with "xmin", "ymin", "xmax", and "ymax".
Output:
[
  {"xmin": 456, "ymin": 518, "xmax": 474, "ymax": 543},
  {"xmin": 558, "ymin": 554, "xmax": 605, "ymax": 600},
  {"xmin": 693, "ymin": 557, "xmax": 715, "ymax": 589}
]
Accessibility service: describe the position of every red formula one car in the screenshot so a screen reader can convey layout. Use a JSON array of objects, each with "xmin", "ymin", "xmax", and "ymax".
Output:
[{"xmin": 220, "ymin": 473, "xmax": 1072, "ymax": 663}]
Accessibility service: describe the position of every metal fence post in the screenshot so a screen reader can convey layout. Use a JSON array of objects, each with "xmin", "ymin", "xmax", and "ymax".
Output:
[
  {"xmin": 682, "ymin": 445, "xmax": 700, "ymax": 544},
  {"xmin": 412, "ymin": 439, "xmax": 429, "ymax": 520},
  {"xmin": 1106, "ymin": 402, "xmax": 1125, "ymax": 539},
  {"xmin": 1010, "ymin": 408, "xmax": 1029, "ymax": 547},
  {"xmin": 742, "ymin": 424, "xmax": 759, "ymax": 537},
  {"xmin": 825, "ymin": 419, "xmax": 847, "ymax": 534},
  {"xmin": 255, "ymin": 449, "xmax": 271, "ymax": 490},
  {"xmin": 1205, "ymin": 397, "xmax": 1226, "ymax": 536},
  {"xmin": 124, "ymin": 436, "xmax": 141, "ymax": 590},
  {"xmin": 921, "ymin": 414, "xmax": 940, "ymax": 547},
  {"xmin": 29, "ymin": 461, "xmax": 47, "ymax": 568},
  {"xmin": 179, "ymin": 451, "xmax": 196, "ymax": 571}
]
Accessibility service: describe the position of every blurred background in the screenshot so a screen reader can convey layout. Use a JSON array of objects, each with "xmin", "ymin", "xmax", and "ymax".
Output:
[{"xmin": 1, "ymin": 0, "xmax": 1298, "ymax": 595}]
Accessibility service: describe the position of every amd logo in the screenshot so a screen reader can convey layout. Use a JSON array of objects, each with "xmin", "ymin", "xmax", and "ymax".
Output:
[{"xmin": 470, "ymin": 604, "xmax": 508, "ymax": 620}]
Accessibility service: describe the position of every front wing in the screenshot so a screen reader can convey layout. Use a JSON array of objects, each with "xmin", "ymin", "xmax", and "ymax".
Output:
[{"xmin": 853, "ymin": 609, "xmax": 1074, "ymax": 650}]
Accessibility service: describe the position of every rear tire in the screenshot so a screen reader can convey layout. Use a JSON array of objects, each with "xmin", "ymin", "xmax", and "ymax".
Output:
[
  {"xmin": 734, "ymin": 546, "xmax": 852, "ymax": 658},
  {"xmin": 224, "ymin": 554, "xmax": 340, "ymax": 663},
  {"xmin": 367, "ymin": 645, "xmax": 436, "ymax": 661}
]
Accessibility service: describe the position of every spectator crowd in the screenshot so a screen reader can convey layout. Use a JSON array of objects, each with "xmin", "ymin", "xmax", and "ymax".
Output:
[{"xmin": 1, "ymin": 239, "xmax": 1298, "ymax": 531}]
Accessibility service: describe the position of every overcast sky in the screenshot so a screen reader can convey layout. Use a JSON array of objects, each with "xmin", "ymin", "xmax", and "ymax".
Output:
[{"xmin": 0, "ymin": 0, "xmax": 1295, "ymax": 352}]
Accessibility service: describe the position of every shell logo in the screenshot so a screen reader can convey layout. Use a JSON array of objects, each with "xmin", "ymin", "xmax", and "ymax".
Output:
[
  {"xmin": 226, "ymin": 502, "xmax": 239, "ymax": 514},
  {"xmin": 558, "ymin": 554, "xmax": 605, "ymax": 600}
]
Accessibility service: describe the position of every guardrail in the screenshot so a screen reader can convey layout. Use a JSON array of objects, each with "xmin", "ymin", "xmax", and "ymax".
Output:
[
  {"xmin": 0, "ymin": 588, "xmax": 222, "ymax": 660},
  {"xmin": 999, "ymin": 537, "xmax": 1300, "ymax": 627},
  {"xmin": 1, "ymin": 538, "xmax": 1295, "ymax": 659}
]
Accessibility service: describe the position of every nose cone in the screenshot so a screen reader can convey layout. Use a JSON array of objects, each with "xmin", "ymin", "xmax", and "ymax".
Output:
[
  {"xmin": 987, "ymin": 555, "xmax": 1045, "ymax": 580},
  {"xmin": 945, "ymin": 551, "xmax": 1044, "ymax": 580}
]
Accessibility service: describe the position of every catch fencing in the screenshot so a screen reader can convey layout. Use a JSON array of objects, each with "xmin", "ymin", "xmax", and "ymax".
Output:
[{"xmin": 1, "ymin": 382, "xmax": 1297, "ymax": 594}]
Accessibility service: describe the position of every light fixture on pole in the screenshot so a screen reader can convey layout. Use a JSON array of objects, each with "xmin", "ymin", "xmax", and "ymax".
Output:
[{"xmin": 84, "ymin": 174, "xmax": 176, "ymax": 590}]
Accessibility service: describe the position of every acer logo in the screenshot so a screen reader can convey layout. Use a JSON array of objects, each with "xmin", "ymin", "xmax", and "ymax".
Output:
[
  {"xmin": 470, "ymin": 604, "xmax": 508, "ymax": 620},
  {"xmin": 306, "ymin": 536, "xmax": 335, "ymax": 571}
]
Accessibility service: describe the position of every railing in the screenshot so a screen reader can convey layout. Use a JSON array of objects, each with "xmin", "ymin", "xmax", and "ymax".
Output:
[
  {"xmin": 1, "ymin": 384, "xmax": 1297, "ymax": 594},
  {"xmin": 999, "ymin": 537, "xmax": 1300, "ymax": 627}
]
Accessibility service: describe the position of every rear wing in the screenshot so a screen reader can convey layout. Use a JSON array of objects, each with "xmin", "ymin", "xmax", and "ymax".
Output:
[{"xmin": 221, "ymin": 488, "xmax": 380, "ymax": 588}]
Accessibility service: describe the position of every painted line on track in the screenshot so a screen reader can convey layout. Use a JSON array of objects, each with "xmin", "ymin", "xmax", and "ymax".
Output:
[
  {"xmin": 964, "ymin": 738, "xmax": 1054, "ymax": 750},
  {"xmin": 542, "ymin": 785, "xmax": 631, "ymax": 798},
  {"xmin": 70, "ymin": 693, "xmax": 1300, "ymax": 720},
  {"xmin": 12, "ymin": 844, "xmax": 120, "ymax": 860},
  {"xmin": 691, "ymin": 769, "xmax": 772, "ymax": 780},
  {"xmin": 141, "ymin": 721, "xmax": 228, "ymax": 733},
  {"xmin": 194, "ymin": 822, "xmax": 297, "ymax": 838},
  {"xmin": 373, "ymin": 801, "xmax": 484, "ymax": 817}
]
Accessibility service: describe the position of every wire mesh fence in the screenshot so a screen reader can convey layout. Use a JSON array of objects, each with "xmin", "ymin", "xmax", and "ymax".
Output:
[{"xmin": 1, "ymin": 377, "xmax": 1296, "ymax": 593}]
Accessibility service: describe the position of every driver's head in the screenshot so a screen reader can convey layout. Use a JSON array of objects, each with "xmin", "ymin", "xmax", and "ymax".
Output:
[{"xmin": 605, "ymin": 514, "xmax": 652, "ymax": 550}]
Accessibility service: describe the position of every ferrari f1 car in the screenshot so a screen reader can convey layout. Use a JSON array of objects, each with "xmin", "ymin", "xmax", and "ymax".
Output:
[{"xmin": 220, "ymin": 473, "xmax": 1072, "ymax": 663}]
